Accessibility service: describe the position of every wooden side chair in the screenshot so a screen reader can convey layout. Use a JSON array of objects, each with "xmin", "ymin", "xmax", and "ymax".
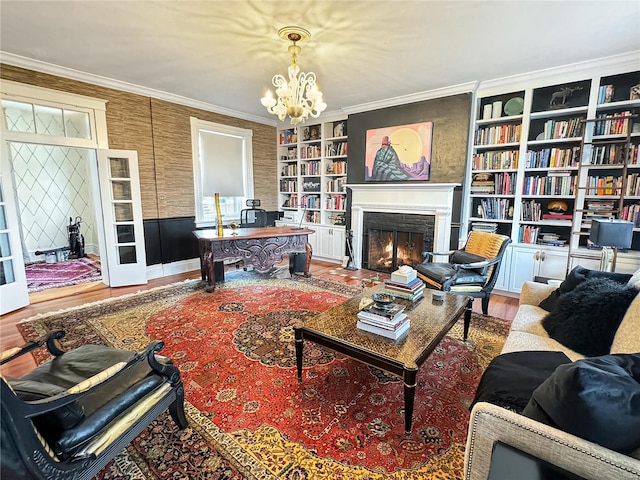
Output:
[
  {"xmin": 416, "ymin": 231, "xmax": 511, "ymax": 315},
  {"xmin": 1, "ymin": 330, "xmax": 188, "ymax": 480}
]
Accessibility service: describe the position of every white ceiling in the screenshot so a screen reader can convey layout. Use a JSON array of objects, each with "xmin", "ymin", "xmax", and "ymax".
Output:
[{"xmin": 1, "ymin": 1, "xmax": 639, "ymax": 124}]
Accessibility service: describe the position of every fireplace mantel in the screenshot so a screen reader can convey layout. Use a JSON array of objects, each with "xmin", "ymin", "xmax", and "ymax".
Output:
[{"xmin": 347, "ymin": 183, "xmax": 460, "ymax": 269}]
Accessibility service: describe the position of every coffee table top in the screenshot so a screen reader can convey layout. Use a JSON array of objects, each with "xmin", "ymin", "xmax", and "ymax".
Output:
[{"xmin": 298, "ymin": 284, "xmax": 470, "ymax": 371}]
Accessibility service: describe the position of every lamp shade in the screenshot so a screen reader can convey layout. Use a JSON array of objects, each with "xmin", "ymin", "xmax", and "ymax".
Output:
[{"xmin": 589, "ymin": 219, "xmax": 634, "ymax": 249}]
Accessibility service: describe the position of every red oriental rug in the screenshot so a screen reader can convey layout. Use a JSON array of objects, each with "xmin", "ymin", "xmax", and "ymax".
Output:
[
  {"xmin": 17, "ymin": 272, "xmax": 510, "ymax": 479},
  {"xmin": 26, "ymin": 257, "xmax": 102, "ymax": 292}
]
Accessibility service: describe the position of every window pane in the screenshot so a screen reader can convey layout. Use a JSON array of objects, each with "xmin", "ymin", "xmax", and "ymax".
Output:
[
  {"xmin": 64, "ymin": 109, "xmax": 91, "ymax": 139},
  {"xmin": 112, "ymin": 181, "xmax": 132, "ymax": 201},
  {"xmin": 2, "ymin": 100, "xmax": 36, "ymax": 133},
  {"xmin": 34, "ymin": 104, "xmax": 65, "ymax": 136},
  {"xmin": 118, "ymin": 246, "xmax": 137, "ymax": 264},
  {"xmin": 110, "ymin": 158, "xmax": 130, "ymax": 178},
  {"xmin": 0, "ymin": 232, "xmax": 11, "ymax": 257},
  {"xmin": 0, "ymin": 259, "xmax": 15, "ymax": 285},
  {"xmin": 114, "ymin": 203, "xmax": 133, "ymax": 222},
  {"xmin": 116, "ymin": 225, "xmax": 135, "ymax": 243},
  {"xmin": 0, "ymin": 205, "xmax": 6, "ymax": 230}
]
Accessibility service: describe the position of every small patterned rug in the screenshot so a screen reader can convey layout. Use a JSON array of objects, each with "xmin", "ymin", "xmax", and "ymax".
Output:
[
  {"xmin": 18, "ymin": 271, "xmax": 510, "ymax": 479},
  {"xmin": 25, "ymin": 257, "xmax": 101, "ymax": 292}
]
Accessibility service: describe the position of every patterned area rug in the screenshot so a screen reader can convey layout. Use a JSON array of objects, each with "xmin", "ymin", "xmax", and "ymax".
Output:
[
  {"xmin": 18, "ymin": 271, "xmax": 510, "ymax": 479},
  {"xmin": 25, "ymin": 257, "xmax": 102, "ymax": 292}
]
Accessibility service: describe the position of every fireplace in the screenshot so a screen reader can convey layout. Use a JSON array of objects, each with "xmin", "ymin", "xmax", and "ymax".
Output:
[
  {"xmin": 347, "ymin": 183, "xmax": 459, "ymax": 270},
  {"xmin": 363, "ymin": 212, "xmax": 434, "ymax": 273}
]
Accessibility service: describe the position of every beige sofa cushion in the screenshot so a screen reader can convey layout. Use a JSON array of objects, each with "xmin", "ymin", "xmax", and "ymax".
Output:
[
  {"xmin": 509, "ymin": 304, "xmax": 551, "ymax": 336},
  {"xmin": 611, "ymin": 294, "xmax": 640, "ymax": 354},
  {"xmin": 501, "ymin": 331, "xmax": 584, "ymax": 362}
]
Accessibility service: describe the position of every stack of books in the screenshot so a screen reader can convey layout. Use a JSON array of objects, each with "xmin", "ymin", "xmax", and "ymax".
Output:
[
  {"xmin": 357, "ymin": 303, "xmax": 409, "ymax": 340},
  {"xmin": 384, "ymin": 277, "xmax": 425, "ymax": 302}
]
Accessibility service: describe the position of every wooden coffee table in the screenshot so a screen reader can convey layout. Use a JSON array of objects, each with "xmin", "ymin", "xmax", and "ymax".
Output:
[{"xmin": 294, "ymin": 285, "xmax": 472, "ymax": 433}]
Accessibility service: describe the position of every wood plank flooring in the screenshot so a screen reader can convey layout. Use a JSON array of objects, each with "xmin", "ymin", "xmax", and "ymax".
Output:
[{"xmin": 0, "ymin": 260, "xmax": 518, "ymax": 378}]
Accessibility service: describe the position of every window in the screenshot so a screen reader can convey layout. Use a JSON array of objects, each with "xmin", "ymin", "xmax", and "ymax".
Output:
[{"xmin": 191, "ymin": 118, "xmax": 254, "ymax": 227}]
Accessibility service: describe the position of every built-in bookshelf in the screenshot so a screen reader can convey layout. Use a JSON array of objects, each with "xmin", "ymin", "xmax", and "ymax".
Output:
[
  {"xmin": 466, "ymin": 67, "xmax": 640, "ymax": 291},
  {"xmin": 277, "ymin": 119, "xmax": 348, "ymax": 226}
]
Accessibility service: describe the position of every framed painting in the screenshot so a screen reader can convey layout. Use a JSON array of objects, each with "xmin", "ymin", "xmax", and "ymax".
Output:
[{"xmin": 364, "ymin": 121, "xmax": 433, "ymax": 181}]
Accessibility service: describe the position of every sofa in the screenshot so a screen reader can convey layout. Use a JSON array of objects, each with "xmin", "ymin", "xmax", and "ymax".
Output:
[{"xmin": 464, "ymin": 279, "xmax": 640, "ymax": 480}]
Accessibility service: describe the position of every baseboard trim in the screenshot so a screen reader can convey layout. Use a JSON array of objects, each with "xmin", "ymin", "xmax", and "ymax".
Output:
[{"xmin": 147, "ymin": 259, "xmax": 200, "ymax": 280}]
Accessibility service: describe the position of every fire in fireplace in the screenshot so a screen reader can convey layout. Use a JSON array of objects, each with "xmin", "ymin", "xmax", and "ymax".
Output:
[{"xmin": 362, "ymin": 212, "xmax": 435, "ymax": 273}]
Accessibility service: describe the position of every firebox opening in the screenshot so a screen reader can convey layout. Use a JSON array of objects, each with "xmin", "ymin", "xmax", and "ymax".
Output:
[{"xmin": 362, "ymin": 212, "xmax": 435, "ymax": 274}]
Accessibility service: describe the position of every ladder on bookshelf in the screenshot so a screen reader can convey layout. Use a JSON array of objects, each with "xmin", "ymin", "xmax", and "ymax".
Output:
[{"xmin": 567, "ymin": 112, "xmax": 638, "ymax": 273}]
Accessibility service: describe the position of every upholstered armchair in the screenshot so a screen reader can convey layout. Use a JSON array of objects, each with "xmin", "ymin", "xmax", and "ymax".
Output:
[
  {"xmin": 1, "ymin": 330, "xmax": 187, "ymax": 480},
  {"xmin": 416, "ymin": 231, "xmax": 511, "ymax": 315}
]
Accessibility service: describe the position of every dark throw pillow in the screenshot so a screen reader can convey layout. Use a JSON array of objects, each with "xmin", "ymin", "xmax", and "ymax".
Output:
[
  {"xmin": 471, "ymin": 351, "xmax": 571, "ymax": 413},
  {"xmin": 522, "ymin": 354, "xmax": 640, "ymax": 454},
  {"xmin": 541, "ymin": 277, "xmax": 638, "ymax": 356},
  {"xmin": 539, "ymin": 266, "xmax": 632, "ymax": 312}
]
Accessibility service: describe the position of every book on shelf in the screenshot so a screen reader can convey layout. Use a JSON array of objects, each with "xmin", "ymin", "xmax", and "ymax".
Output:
[
  {"xmin": 541, "ymin": 213, "xmax": 573, "ymax": 220},
  {"xmin": 356, "ymin": 316, "xmax": 410, "ymax": 340}
]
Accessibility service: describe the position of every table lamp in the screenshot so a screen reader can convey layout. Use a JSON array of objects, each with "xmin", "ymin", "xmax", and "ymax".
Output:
[{"xmin": 589, "ymin": 219, "xmax": 634, "ymax": 272}]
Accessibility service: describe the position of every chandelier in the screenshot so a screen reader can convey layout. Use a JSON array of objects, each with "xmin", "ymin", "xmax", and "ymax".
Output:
[{"xmin": 261, "ymin": 26, "xmax": 327, "ymax": 126}]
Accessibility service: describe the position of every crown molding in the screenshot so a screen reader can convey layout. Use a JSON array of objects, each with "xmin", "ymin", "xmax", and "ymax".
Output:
[
  {"xmin": 0, "ymin": 52, "xmax": 277, "ymax": 127},
  {"xmin": 342, "ymin": 81, "xmax": 479, "ymax": 115},
  {"xmin": 476, "ymin": 51, "xmax": 640, "ymax": 96}
]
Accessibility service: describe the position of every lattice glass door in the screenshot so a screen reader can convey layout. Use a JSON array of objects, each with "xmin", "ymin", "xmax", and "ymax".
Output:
[
  {"xmin": 97, "ymin": 149, "xmax": 147, "ymax": 287},
  {"xmin": 0, "ymin": 149, "xmax": 29, "ymax": 314}
]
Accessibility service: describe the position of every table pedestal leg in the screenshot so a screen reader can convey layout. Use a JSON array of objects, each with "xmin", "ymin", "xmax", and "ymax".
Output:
[
  {"xmin": 463, "ymin": 298, "xmax": 473, "ymax": 341},
  {"xmin": 403, "ymin": 370, "xmax": 417, "ymax": 433},
  {"xmin": 203, "ymin": 251, "xmax": 215, "ymax": 292},
  {"xmin": 294, "ymin": 328, "xmax": 304, "ymax": 382}
]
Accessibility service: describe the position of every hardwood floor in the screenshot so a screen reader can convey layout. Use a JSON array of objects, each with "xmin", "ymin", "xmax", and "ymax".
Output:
[{"xmin": 0, "ymin": 260, "xmax": 519, "ymax": 378}]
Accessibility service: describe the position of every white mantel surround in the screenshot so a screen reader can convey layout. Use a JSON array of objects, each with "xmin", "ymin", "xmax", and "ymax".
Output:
[{"xmin": 347, "ymin": 183, "xmax": 460, "ymax": 269}]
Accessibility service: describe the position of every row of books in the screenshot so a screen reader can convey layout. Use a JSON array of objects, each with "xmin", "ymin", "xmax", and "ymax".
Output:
[
  {"xmin": 537, "ymin": 117, "xmax": 583, "ymax": 140},
  {"xmin": 325, "ymin": 194, "xmax": 346, "ymax": 211},
  {"xmin": 586, "ymin": 175, "xmax": 623, "ymax": 196},
  {"xmin": 326, "ymin": 160, "xmax": 346, "ymax": 174},
  {"xmin": 279, "ymin": 129, "xmax": 297, "ymax": 145},
  {"xmin": 621, "ymin": 204, "xmax": 640, "ymax": 227},
  {"xmin": 357, "ymin": 302, "xmax": 410, "ymax": 340},
  {"xmin": 471, "ymin": 172, "xmax": 516, "ymax": 195},
  {"xmin": 525, "ymin": 146, "xmax": 580, "ymax": 169},
  {"xmin": 519, "ymin": 225, "xmax": 540, "ymax": 244},
  {"xmin": 326, "ymin": 177, "xmax": 346, "ymax": 194},
  {"xmin": 593, "ymin": 111, "xmax": 634, "ymax": 136},
  {"xmin": 471, "ymin": 150, "xmax": 519, "ymax": 170},
  {"xmin": 521, "ymin": 200, "xmax": 542, "ymax": 221},
  {"xmin": 279, "ymin": 179, "xmax": 298, "ymax": 192},
  {"xmin": 326, "ymin": 141, "xmax": 348, "ymax": 157},
  {"xmin": 590, "ymin": 144, "xmax": 627, "ymax": 165},
  {"xmin": 522, "ymin": 173, "xmax": 576, "ymax": 196},
  {"xmin": 476, "ymin": 198, "xmax": 513, "ymax": 220},
  {"xmin": 300, "ymin": 160, "xmax": 321, "ymax": 175},
  {"xmin": 300, "ymin": 145, "xmax": 321, "ymax": 159},
  {"xmin": 597, "ymin": 84, "xmax": 615, "ymax": 104},
  {"xmin": 474, "ymin": 124, "xmax": 522, "ymax": 146},
  {"xmin": 280, "ymin": 164, "xmax": 297, "ymax": 176}
]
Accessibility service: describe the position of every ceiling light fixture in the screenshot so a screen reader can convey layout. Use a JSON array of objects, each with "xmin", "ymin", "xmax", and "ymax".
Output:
[{"xmin": 261, "ymin": 26, "xmax": 327, "ymax": 126}]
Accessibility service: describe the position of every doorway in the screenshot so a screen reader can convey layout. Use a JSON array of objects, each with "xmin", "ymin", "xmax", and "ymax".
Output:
[{"xmin": 7, "ymin": 142, "xmax": 103, "ymax": 294}]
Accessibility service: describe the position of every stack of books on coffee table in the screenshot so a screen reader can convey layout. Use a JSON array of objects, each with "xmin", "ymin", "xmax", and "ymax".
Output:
[
  {"xmin": 357, "ymin": 302, "xmax": 410, "ymax": 340},
  {"xmin": 384, "ymin": 267, "xmax": 425, "ymax": 302}
]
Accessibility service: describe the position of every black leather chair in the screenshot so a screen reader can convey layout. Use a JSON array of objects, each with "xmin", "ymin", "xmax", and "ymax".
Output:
[
  {"xmin": 1, "ymin": 330, "xmax": 187, "ymax": 480},
  {"xmin": 416, "ymin": 231, "xmax": 511, "ymax": 315}
]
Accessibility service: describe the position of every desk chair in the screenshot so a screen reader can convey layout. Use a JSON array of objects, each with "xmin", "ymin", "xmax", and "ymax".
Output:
[
  {"xmin": 240, "ymin": 199, "xmax": 267, "ymax": 228},
  {"xmin": 416, "ymin": 231, "xmax": 511, "ymax": 315}
]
